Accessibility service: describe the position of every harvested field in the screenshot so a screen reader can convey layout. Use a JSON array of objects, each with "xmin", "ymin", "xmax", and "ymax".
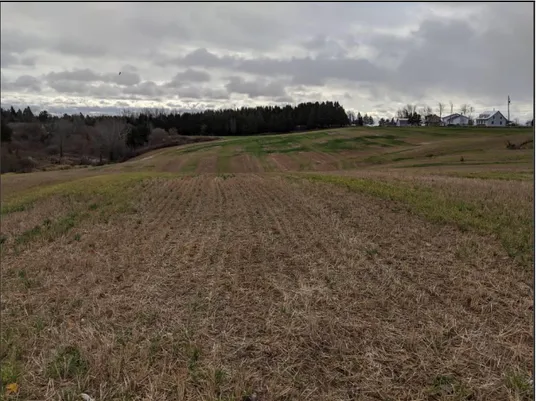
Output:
[
  {"xmin": 266, "ymin": 153, "xmax": 300, "ymax": 171},
  {"xmin": 1, "ymin": 126, "xmax": 533, "ymax": 400},
  {"xmin": 229, "ymin": 154, "xmax": 265, "ymax": 173},
  {"xmin": 195, "ymin": 153, "xmax": 219, "ymax": 174}
]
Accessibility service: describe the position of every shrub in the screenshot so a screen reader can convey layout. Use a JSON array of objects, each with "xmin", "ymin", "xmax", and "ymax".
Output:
[
  {"xmin": 149, "ymin": 128, "xmax": 169, "ymax": 146},
  {"xmin": 1, "ymin": 119, "xmax": 13, "ymax": 142},
  {"xmin": 19, "ymin": 156, "xmax": 38, "ymax": 173},
  {"xmin": 46, "ymin": 145, "xmax": 59, "ymax": 155}
]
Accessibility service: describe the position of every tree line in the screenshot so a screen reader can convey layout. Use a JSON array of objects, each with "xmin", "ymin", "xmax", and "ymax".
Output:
[
  {"xmin": 0, "ymin": 101, "xmax": 353, "ymax": 172},
  {"xmin": 1, "ymin": 101, "xmax": 350, "ymax": 138}
]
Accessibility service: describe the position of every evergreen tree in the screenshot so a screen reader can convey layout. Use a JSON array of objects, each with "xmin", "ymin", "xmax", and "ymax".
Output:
[
  {"xmin": 38, "ymin": 110, "xmax": 49, "ymax": 123},
  {"xmin": 22, "ymin": 106, "xmax": 35, "ymax": 122},
  {"xmin": 1, "ymin": 118, "xmax": 12, "ymax": 142},
  {"xmin": 127, "ymin": 123, "xmax": 150, "ymax": 148},
  {"xmin": 357, "ymin": 112, "xmax": 364, "ymax": 126}
]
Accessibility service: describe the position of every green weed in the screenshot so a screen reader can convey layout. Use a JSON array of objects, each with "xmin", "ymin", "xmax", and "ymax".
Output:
[
  {"xmin": 17, "ymin": 270, "xmax": 34, "ymax": 289},
  {"xmin": 0, "ymin": 360, "xmax": 21, "ymax": 385},
  {"xmin": 47, "ymin": 345, "xmax": 89, "ymax": 380},
  {"xmin": 428, "ymin": 374, "xmax": 473, "ymax": 399},
  {"xmin": 2, "ymin": 172, "xmax": 176, "ymax": 216},
  {"xmin": 443, "ymin": 171, "xmax": 534, "ymax": 181},
  {"xmin": 504, "ymin": 369, "xmax": 533, "ymax": 400}
]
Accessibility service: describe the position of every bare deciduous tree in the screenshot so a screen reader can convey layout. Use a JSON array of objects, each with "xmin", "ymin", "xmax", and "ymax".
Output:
[
  {"xmin": 48, "ymin": 116, "xmax": 84, "ymax": 161},
  {"xmin": 420, "ymin": 105, "xmax": 432, "ymax": 117},
  {"xmin": 437, "ymin": 102, "xmax": 445, "ymax": 119},
  {"xmin": 149, "ymin": 128, "xmax": 168, "ymax": 146},
  {"xmin": 397, "ymin": 104, "xmax": 418, "ymax": 118},
  {"xmin": 467, "ymin": 105, "xmax": 475, "ymax": 121},
  {"xmin": 449, "ymin": 101, "xmax": 454, "ymax": 115},
  {"xmin": 95, "ymin": 118, "xmax": 130, "ymax": 162}
]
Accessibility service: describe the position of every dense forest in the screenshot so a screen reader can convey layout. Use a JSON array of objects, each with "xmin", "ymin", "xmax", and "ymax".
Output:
[{"xmin": 1, "ymin": 101, "xmax": 350, "ymax": 137}]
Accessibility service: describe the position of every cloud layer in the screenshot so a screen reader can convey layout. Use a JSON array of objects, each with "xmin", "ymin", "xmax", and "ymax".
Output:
[{"xmin": 1, "ymin": 2, "xmax": 534, "ymax": 120}]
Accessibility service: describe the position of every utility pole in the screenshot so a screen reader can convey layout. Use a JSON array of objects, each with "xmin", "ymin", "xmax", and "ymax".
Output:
[{"xmin": 507, "ymin": 95, "xmax": 511, "ymax": 125}]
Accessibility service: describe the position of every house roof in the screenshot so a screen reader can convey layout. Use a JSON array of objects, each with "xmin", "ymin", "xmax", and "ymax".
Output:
[
  {"xmin": 477, "ymin": 110, "xmax": 502, "ymax": 119},
  {"xmin": 442, "ymin": 113, "xmax": 467, "ymax": 120}
]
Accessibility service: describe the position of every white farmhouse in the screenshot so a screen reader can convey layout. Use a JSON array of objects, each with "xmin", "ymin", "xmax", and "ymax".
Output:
[
  {"xmin": 441, "ymin": 113, "xmax": 470, "ymax": 126},
  {"xmin": 475, "ymin": 110, "xmax": 508, "ymax": 127},
  {"xmin": 396, "ymin": 118, "xmax": 409, "ymax": 127}
]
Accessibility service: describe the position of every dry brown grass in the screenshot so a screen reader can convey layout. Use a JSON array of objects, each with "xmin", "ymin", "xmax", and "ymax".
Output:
[
  {"xmin": 1, "ymin": 174, "xmax": 533, "ymax": 400},
  {"xmin": 229, "ymin": 154, "xmax": 265, "ymax": 173},
  {"xmin": 1, "ymin": 127, "xmax": 534, "ymax": 400}
]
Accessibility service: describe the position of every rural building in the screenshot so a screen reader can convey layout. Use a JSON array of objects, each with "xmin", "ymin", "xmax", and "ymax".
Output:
[
  {"xmin": 475, "ymin": 110, "xmax": 508, "ymax": 126},
  {"xmin": 441, "ymin": 113, "xmax": 470, "ymax": 126},
  {"xmin": 396, "ymin": 118, "xmax": 409, "ymax": 127},
  {"xmin": 424, "ymin": 114, "xmax": 442, "ymax": 126}
]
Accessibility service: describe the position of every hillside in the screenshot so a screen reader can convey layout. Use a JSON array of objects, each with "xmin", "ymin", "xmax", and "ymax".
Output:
[{"xmin": 1, "ymin": 126, "xmax": 534, "ymax": 400}]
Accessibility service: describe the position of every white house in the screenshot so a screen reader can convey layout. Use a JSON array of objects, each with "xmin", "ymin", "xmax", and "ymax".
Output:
[
  {"xmin": 441, "ymin": 113, "xmax": 470, "ymax": 126},
  {"xmin": 396, "ymin": 118, "xmax": 409, "ymax": 127},
  {"xmin": 475, "ymin": 110, "xmax": 507, "ymax": 127}
]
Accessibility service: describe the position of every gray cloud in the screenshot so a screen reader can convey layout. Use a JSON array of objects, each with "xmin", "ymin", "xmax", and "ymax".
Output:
[
  {"xmin": 167, "ymin": 68, "xmax": 211, "ymax": 88},
  {"xmin": 225, "ymin": 76, "xmax": 288, "ymax": 98},
  {"xmin": 166, "ymin": 49, "xmax": 387, "ymax": 86},
  {"xmin": 1, "ymin": 74, "xmax": 41, "ymax": 92},
  {"xmin": 176, "ymin": 86, "xmax": 229, "ymax": 100},
  {"xmin": 0, "ymin": 2, "xmax": 532, "ymax": 119},
  {"xmin": 46, "ymin": 69, "xmax": 101, "ymax": 83},
  {"xmin": 1, "ymin": 51, "xmax": 36, "ymax": 68},
  {"xmin": 45, "ymin": 68, "xmax": 141, "ymax": 87}
]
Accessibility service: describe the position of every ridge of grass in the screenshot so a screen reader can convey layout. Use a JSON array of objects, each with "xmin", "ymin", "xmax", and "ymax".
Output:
[{"xmin": 439, "ymin": 170, "xmax": 534, "ymax": 181}]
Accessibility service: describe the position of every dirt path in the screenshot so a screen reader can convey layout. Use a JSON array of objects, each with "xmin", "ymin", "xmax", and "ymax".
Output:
[{"xmin": 1, "ymin": 174, "xmax": 532, "ymax": 400}]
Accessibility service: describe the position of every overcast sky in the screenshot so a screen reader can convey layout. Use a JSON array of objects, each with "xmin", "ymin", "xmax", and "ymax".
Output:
[{"xmin": 1, "ymin": 2, "xmax": 534, "ymax": 121}]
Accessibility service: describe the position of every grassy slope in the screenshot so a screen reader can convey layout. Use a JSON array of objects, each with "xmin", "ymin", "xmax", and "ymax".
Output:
[{"xmin": 0, "ymin": 126, "xmax": 534, "ymax": 400}]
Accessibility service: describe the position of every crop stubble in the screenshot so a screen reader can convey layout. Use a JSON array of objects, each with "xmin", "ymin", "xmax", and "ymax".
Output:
[{"xmin": 1, "ymin": 173, "xmax": 532, "ymax": 400}]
